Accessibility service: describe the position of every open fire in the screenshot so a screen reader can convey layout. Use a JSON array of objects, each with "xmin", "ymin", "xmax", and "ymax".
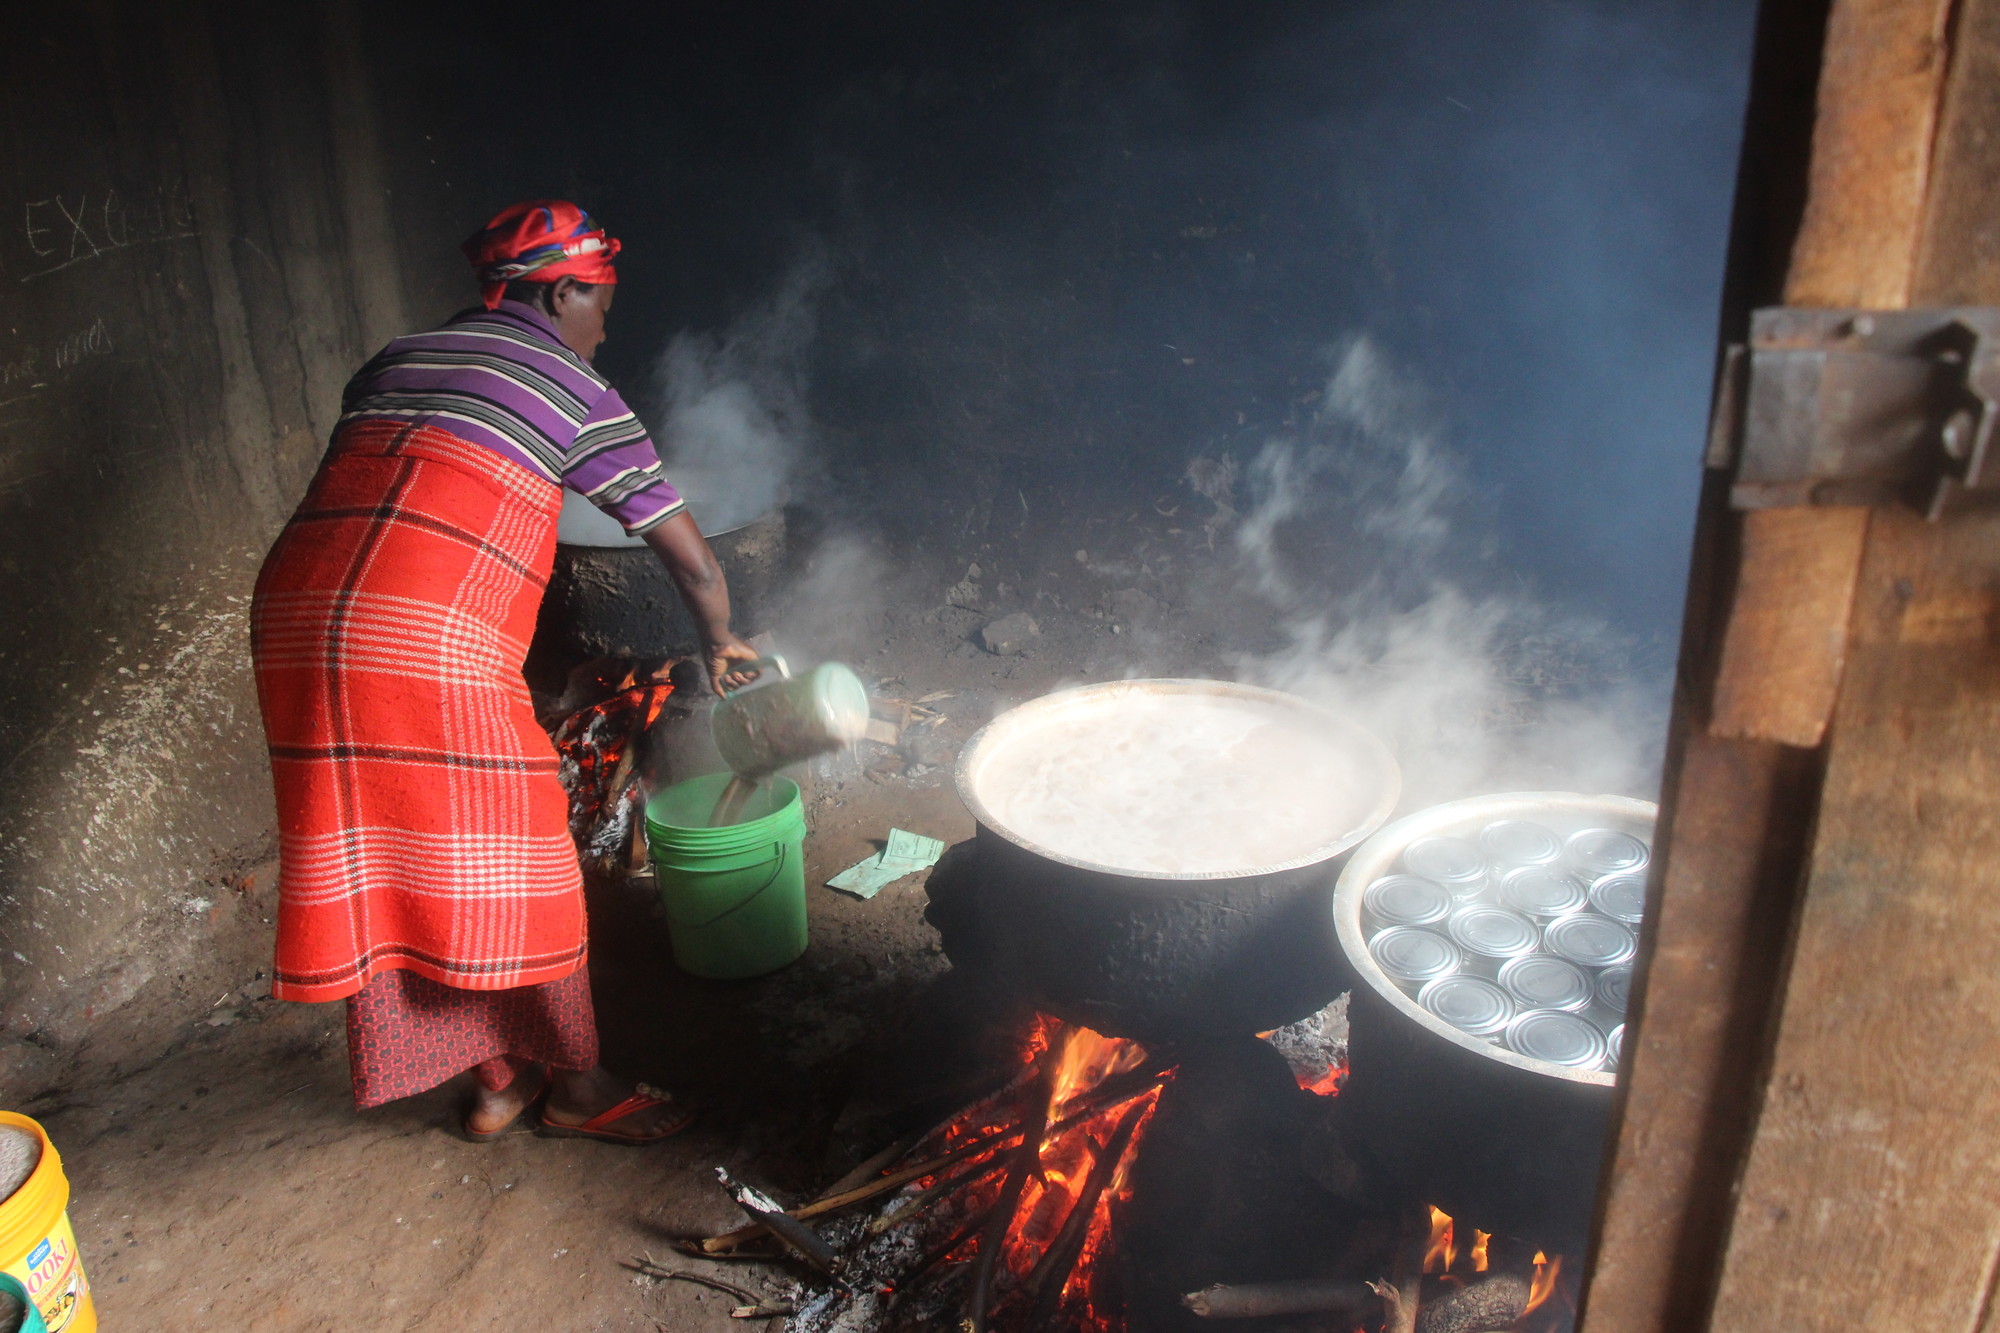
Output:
[
  {"xmin": 679, "ymin": 1009, "xmax": 1577, "ymax": 1332},
  {"xmin": 684, "ymin": 1013, "xmax": 1171, "ymax": 1331}
]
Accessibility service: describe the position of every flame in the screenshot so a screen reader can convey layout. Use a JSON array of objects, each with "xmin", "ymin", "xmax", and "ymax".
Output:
[
  {"xmin": 1470, "ymin": 1229, "xmax": 1490, "ymax": 1273},
  {"xmin": 1526, "ymin": 1251, "xmax": 1563, "ymax": 1313},
  {"xmin": 913, "ymin": 1016, "xmax": 1162, "ymax": 1330},
  {"xmin": 1423, "ymin": 1205, "xmax": 1457, "ymax": 1274}
]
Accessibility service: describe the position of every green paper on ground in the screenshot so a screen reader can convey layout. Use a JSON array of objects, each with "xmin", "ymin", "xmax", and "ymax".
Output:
[{"xmin": 827, "ymin": 828, "xmax": 947, "ymax": 899}]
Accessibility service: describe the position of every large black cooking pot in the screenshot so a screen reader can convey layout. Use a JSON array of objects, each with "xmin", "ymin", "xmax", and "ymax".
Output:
[
  {"xmin": 1331, "ymin": 791, "xmax": 1655, "ymax": 1251},
  {"xmin": 536, "ymin": 507, "xmax": 787, "ymax": 658},
  {"xmin": 924, "ymin": 679, "xmax": 1401, "ymax": 1045}
]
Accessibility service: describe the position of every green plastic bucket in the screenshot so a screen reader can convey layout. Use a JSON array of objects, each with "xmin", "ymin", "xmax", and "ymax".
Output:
[{"xmin": 645, "ymin": 774, "xmax": 809, "ymax": 979}]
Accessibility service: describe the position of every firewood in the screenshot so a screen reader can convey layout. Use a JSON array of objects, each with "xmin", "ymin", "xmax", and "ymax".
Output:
[
  {"xmin": 1411, "ymin": 1273, "xmax": 1531, "ymax": 1333},
  {"xmin": 716, "ymin": 1168, "xmax": 848, "ymax": 1286},
  {"xmin": 1022, "ymin": 1097, "xmax": 1153, "ymax": 1328},
  {"xmin": 1180, "ymin": 1279, "xmax": 1376, "ymax": 1319}
]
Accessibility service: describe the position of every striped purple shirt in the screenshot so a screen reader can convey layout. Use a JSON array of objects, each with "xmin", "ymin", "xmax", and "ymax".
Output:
[{"xmin": 336, "ymin": 300, "xmax": 684, "ymax": 533}]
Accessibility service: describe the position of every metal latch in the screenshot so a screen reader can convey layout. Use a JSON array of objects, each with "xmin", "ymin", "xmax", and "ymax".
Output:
[{"xmin": 1709, "ymin": 306, "xmax": 2000, "ymax": 519}]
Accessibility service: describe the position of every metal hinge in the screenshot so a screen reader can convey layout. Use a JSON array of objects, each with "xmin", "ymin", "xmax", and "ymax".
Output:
[{"xmin": 1708, "ymin": 306, "xmax": 2000, "ymax": 519}]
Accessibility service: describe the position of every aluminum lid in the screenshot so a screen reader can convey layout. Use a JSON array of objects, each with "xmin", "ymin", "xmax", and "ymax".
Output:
[
  {"xmin": 1499, "ymin": 867, "xmax": 1589, "ymax": 918},
  {"xmin": 1607, "ymin": 1023, "xmax": 1625, "ymax": 1066},
  {"xmin": 1595, "ymin": 963, "xmax": 1633, "ymax": 1013},
  {"xmin": 1566, "ymin": 827, "xmax": 1650, "ymax": 879},
  {"xmin": 1478, "ymin": 819, "xmax": 1563, "ymax": 867},
  {"xmin": 1363, "ymin": 875, "xmax": 1453, "ymax": 928},
  {"xmin": 1506, "ymin": 1009, "xmax": 1610, "ymax": 1070},
  {"xmin": 1446, "ymin": 905, "xmax": 1541, "ymax": 959},
  {"xmin": 1588, "ymin": 872, "xmax": 1648, "ymax": 924},
  {"xmin": 1370, "ymin": 927, "xmax": 1463, "ymax": 983},
  {"xmin": 1498, "ymin": 954, "xmax": 1594, "ymax": 1012},
  {"xmin": 1418, "ymin": 975, "xmax": 1516, "ymax": 1037},
  {"xmin": 1544, "ymin": 913, "xmax": 1637, "ymax": 968},
  {"xmin": 1403, "ymin": 835, "xmax": 1487, "ymax": 885}
]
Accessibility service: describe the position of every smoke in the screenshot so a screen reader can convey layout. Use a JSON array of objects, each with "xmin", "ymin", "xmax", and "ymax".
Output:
[
  {"xmin": 648, "ymin": 250, "xmax": 829, "ymax": 534},
  {"xmin": 1234, "ymin": 337, "xmax": 1667, "ymax": 809}
]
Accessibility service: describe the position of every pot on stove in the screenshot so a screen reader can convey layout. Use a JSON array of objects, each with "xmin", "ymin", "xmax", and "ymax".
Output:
[
  {"xmin": 1331, "ymin": 790, "xmax": 1657, "ymax": 1250},
  {"xmin": 925, "ymin": 679, "xmax": 1400, "ymax": 1043}
]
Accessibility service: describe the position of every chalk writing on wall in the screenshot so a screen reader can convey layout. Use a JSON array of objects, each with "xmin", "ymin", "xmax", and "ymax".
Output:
[
  {"xmin": 0, "ymin": 317, "xmax": 116, "ymax": 410},
  {"xmin": 8, "ymin": 184, "xmax": 197, "ymax": 284}
]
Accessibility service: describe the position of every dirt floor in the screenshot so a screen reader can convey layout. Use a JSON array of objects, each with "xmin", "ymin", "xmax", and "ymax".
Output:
[{"xmin": 26, "ymin": 481, "xmax": 1282, "ymax": 1331}]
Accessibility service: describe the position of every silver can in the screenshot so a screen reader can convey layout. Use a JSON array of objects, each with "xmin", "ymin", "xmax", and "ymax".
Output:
[
  {"xmin": 1607, "ymin": 1023, "xmax": 1625, "ymax": 1066},
  {"xmin": 1565, "ymin": 827, "xmax": 1650, "ymax": 880},
  {"xmin": 1363, "ymin": 875, "xmax": 1453, "ymax": 930},
  {"xmin": 1402, "ymin": 835, "xmax": 1490, "ymax": 898},
  {"xmin": 1478, "ymin": 819, "xmax": 1563, "ymax": 868},
  {"xmin": 1505, "ymin": 1009, "xmax": 1609, "ymax": 1071},
  {"xmin": 1370, "ymin": 927, "xmax": 1463, "ymax": 984},
  {"xmin": 1498, "ymin": 866, "xmax": 1589, "ymax": 919},
  {"xmin": 1446, "ymin": 905, "xmax": 1541, "ymax": 960},
  {"xmin": 1595, "ymin": 963, "xmax": 1633, "ymax": 1014},
  {"xmin": 1498, "ymin": 954, "xmax": 1594, "ymax": 1013},
  {"xmin": 1544, "ymin": 913, "xmax": 1637, "ymax": 968},
  {"xmin": 1588, "ymin": 872, "xmax": 1648, "ymax": 925},
  {"xmin": 1418, "ymin": 975, "xmax": 1516, "ymax": 1037}
]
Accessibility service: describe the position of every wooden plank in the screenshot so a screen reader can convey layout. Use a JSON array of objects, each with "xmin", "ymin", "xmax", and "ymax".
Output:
[
  {"xmin": 1709, "ymin": 506, "xmax": 1870, "ymax": 745},
  {"xmin": 1705, "ymin": 0, "xmax": 1955, "ymax": 746},
  {"xmin": 1703, "ymin": 0, "xmax": 2000, "ymax": 1324},
  {"xmin": 1707, "ymin": 506, "xmax": 2000, "ymax": 1329},
  {"xmin": 1785, "ymin": 0, "xmax": 1956, "ymax": 307},
  {"xmin": 1912, "ymin": 0, "xmax": 2000, "ymax": 303},
  {"xmin": 1580, "ymin": 733, "xmax": 1819, "ymax": 1328}
]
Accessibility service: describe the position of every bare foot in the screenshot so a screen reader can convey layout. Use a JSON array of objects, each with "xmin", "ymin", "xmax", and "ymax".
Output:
[
  {"xmin": 543, "ymin": 1067, "xmax": 695, "ymax": 1140},
  {"xmin": 466, "ymin": 1064, "xmax": 548, "ymax": 1137}
]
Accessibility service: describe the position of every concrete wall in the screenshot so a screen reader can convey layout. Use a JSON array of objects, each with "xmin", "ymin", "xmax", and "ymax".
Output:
[{"xmin": 0, "ymin": 1, "xmax": 419, "ymax": 1088}]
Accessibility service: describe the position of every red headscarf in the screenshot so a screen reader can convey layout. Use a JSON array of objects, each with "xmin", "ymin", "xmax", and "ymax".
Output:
[{"xmin": 461, "ymin": 201, "xmax": 621, "ymax": 310}]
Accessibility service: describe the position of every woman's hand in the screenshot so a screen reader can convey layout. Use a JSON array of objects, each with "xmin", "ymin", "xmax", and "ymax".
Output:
[{"xmin": 705, "ymin": 633, "xmax": 764, "ymax": 697}]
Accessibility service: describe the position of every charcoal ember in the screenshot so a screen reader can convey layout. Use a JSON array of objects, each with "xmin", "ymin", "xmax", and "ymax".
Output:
[
  {"xmin": 1413, "ymin": 1273, "xmax": 1531, "ymax": 1333},
  {"xmin": 1262, "ymin": 994, "xmax": 1349, "ymax": 1092}
]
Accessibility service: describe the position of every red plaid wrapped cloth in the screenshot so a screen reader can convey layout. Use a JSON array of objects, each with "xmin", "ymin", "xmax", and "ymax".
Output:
[{"xmin": 252, "ymin": 420, "xmax": 587, "ymax": 1003}]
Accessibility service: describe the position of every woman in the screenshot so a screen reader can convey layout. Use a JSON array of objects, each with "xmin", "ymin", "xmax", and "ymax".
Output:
[{"xmin": 252, "ymin": 201, "xmax": 758, "ymax": 1143}]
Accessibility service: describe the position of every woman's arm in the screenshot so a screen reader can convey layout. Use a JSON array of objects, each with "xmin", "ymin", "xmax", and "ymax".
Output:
[{"xmin": 641, "ymin": 510, "xmax": 762, "ymax": 694}]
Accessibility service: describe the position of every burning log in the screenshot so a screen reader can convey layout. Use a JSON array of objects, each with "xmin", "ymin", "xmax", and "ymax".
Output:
[
  {"xmin": 1411, "ymin": 1273, "xmax": 1532, "ymax": 1333},
  {"xmin": 965, "ymin": 1047, "xmax": 1062, "ymax": 1333},
  {"xmin": 1020, "ymin": 1096, "xmax": 1152, "ymax": 1328},
  {"xmin": 1179, "ymin": 1279, "xmax": 1377, "ymax": 1319},
  {"xmin": 716, "ymin": 1168, "xmax": 849, "ymax": 1286},
  {"xmin": 697, "ymin": 1064, "xmax": 1173, "ymax": 1254}
]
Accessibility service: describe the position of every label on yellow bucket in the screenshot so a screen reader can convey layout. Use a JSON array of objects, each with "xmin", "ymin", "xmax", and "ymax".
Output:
[{"xmin": 5, "ymin": 1208, "xmax": 91, "ymax": 1331}]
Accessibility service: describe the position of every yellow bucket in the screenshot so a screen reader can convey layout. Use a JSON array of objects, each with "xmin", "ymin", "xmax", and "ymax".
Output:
[{"xmin": 0, "ymin": 1114, "xmax": 94, "ymax": 1333}]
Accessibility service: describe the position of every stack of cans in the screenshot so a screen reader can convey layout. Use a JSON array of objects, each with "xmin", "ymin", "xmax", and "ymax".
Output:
[{"xmin": 1363, "ymin": 819, "xmax": 1648, "ymax": 1072}]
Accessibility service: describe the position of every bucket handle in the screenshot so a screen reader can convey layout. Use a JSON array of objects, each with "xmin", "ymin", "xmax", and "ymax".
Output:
[
  {"xmin": 0, "ymin": 1273, "xmax": 48, "ymax": 1333},
  {"xmin": 719, "ymin": 654, "xmax": 791, "ymax": 699},
  {"xmin": 667, "ymin": 842, "xmax": 793, "ymax": 930}
]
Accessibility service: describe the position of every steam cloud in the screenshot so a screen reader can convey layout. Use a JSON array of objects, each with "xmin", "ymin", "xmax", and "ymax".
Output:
[
  {"xmin": 648, "ymin": 251, "xmax": 828, "ymax": 534},
  {"xmin": 1233, "ymin": 337, "xmax": 1667, "ymax": 810}
]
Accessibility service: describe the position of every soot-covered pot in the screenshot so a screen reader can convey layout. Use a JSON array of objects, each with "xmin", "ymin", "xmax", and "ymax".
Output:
[
  {"xmin": 925, "ymin": 679, "xmax": 1400, "ymax": 1044},
  {"xmin": 538, "ymin": 501, "xmax": 787, "ymax": 659}
]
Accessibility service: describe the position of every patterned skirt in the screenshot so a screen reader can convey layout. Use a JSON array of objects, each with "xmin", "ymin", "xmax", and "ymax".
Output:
[
  {"xmin": 347, "ymin": 967, "xmax": 599, "ymax": 1108},
  {"xmin": 252, "ymin": 421, "xmax": 587, "ymax": 1002}
]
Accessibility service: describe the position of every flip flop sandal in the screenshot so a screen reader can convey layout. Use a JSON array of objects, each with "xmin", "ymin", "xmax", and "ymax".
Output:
[
  {"xmin": 460, "ymin": 1068, "xmax": 551, "ymax": 1144},
  {"xmin": 537, "ymin": 1082, "xmax": 698, "ymax": 1146}
]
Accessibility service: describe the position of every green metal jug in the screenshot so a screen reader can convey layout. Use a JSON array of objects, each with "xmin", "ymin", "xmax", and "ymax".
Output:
[{"xmin": 710, "ymin": 655, "xmax": 869, "ymax": 780}]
